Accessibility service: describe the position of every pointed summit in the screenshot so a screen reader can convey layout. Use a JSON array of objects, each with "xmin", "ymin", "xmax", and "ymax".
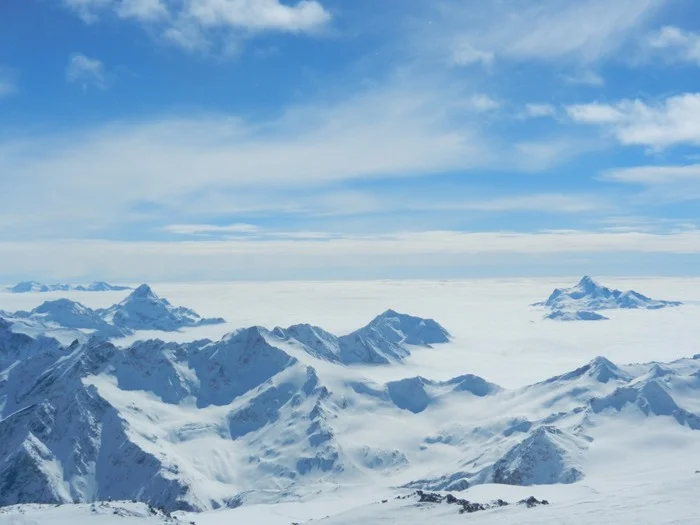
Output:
[
  {"xmin": 577, "ymin": 275, "xmax": 598, "ymax": 287},
  {"xmin": 545, "ymin": 356, "xmax": 631, "ymax": 384},
  {"xmin": 129, "ymin": 283, "xmax": 158, "ymax": 299}
]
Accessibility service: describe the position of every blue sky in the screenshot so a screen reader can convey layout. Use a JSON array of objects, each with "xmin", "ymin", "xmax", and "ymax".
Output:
[{"xmin": 2, "ymin": 0, "xmax": 700, "ymax": 281}]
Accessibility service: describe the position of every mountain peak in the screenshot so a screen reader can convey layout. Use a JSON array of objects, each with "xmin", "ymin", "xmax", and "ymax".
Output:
[
  {"xmin": 129, "ymin": 283, "xmax": 157, "ymax": 299},
  {"xmin": 586, "ymin": 356, "xmax": 629, "ymax": 383},
  {"xmin": 577, "ymin": 275, "xmax": 600, "ymax": 288}
]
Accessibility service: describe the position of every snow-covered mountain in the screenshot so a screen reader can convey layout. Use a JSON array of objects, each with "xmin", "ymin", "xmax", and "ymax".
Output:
[
  {"xmin": 5, "ymin": 281, "xmax": 132, "ymax": 293},
  {"xmin": 535, "ymin": 276, "xmax": 682, "ymax": 312},
  {"xmin": 2, "ymin": 309, "xmax": 699, "ymax": 513},
  {"xmin": 0, "ymin": 285, "xmax": 225, "ymax": 339}
]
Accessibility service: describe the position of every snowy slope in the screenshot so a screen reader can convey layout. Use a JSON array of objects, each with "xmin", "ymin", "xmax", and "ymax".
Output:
[
  {"xmin": 0, "ymin": 501, "xmax": 177, "ymax": 524},
  {"xmin": 2, "ymin": 307, "xmax": 700, "ymax": 513}
]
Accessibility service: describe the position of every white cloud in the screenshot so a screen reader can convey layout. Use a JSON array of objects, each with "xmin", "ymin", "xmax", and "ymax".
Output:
[
  {"xmin": 62, "ymin": 0, "xmax": 330, "ymax": 53},
  {"xmin": 437, "ymin": 0, "xmax": 661, "ymax": 66},
  {"xmin": 185, "ymin": 0, "xmax": 329, "ymax": 33},
  {"xmin": 525, "ymin": 103, "xmax": 556, "ymax": 118},
  {"xmin": 647, "ymin": 26, "xmax": 700, "ymax": 65},
  {"xmin": 567, "ymin": 93, "xmax": 700, "ymax": 149},
  {"xmin": 65, "ymin": 53, "xmax": 108, "ymax": 90}
]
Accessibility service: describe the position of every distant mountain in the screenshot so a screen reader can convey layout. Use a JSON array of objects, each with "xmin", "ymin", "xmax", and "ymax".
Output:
[
  {"xmin": 78, "ymin": 281, "xmax": 133, "ymax": 292},
  {"xmin": 545, "ymin": 310, "xmax": 609, "ymax": 322},
  {"xmin": 535, "ymin": 276, "xmax": 682, "ymax": 312},
  {"xmin": 98, "ymin": 284, "xmax": 225, "ymax": 332},
  {"xmin": 5, "ymin": 281, "xmax": 132, "ymax": 293},
  {"xmin": 1, "ymin": 284, "xmax": 224, "ymax": 338}
]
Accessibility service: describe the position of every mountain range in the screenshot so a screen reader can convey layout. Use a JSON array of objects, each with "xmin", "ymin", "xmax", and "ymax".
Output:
[
  {"xmin": 5, "ymin": 281, "xmax": 133, "ymax": 293},
  {"xmin": 1, "ymin": 308, "xmax": 698, "ymax": 512}
]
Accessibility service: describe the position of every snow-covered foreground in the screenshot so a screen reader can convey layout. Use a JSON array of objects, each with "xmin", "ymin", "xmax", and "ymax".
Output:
[
  {"xmin": 0, "ymin": 502, "xmax": 177, "ymax": 524},
  {"xmin": 1, "ymin": 278, "xmax": 700, "ymax": 524}
]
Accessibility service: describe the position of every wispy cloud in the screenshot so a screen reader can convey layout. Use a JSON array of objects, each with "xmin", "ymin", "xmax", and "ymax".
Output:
[
  {"xmin": 0, "ymin": 81, "xmax": 499, "ymax": 238},
  {"xmin": 603, "ymin": 164, "xmax": 700, "ymax": 184},
  {"xmin": 524, "ymin": 103, "xmax": 556, "ymax": 118},
  {"xmin": 66, "ymin": 53, "xmax": 108, "ymax": 90},
  {"xmin": 0, "ymin": 67, "xmax": 18, "ymax": 98},
  {"xmin": 561, "ymin": 70, "xmax": 605, "ymax": 87},
  {"xmin": 163, "ymin": 223, "xmax": 260, "ymax": 236},
  {"xmin": 116, "ymin": 0, "xmax": 168, "ymax": 21},
  {"xmin": 450, "ymin": 42, "xmax": 494, "ymax": 67},
  {"xmin": 647, "ymin": 26, "xmax": 700, "ymax": 65},
  {"xmin": 432, "ymin": 0, "xmax": 662, "ymax": 67},
  {"xmin": 602, "ymin": 164, "xmax": 700, "ymax": 203},
  {"xmin": 63, "ymin": 0, "xmax": 113, "ymax": 23}
]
